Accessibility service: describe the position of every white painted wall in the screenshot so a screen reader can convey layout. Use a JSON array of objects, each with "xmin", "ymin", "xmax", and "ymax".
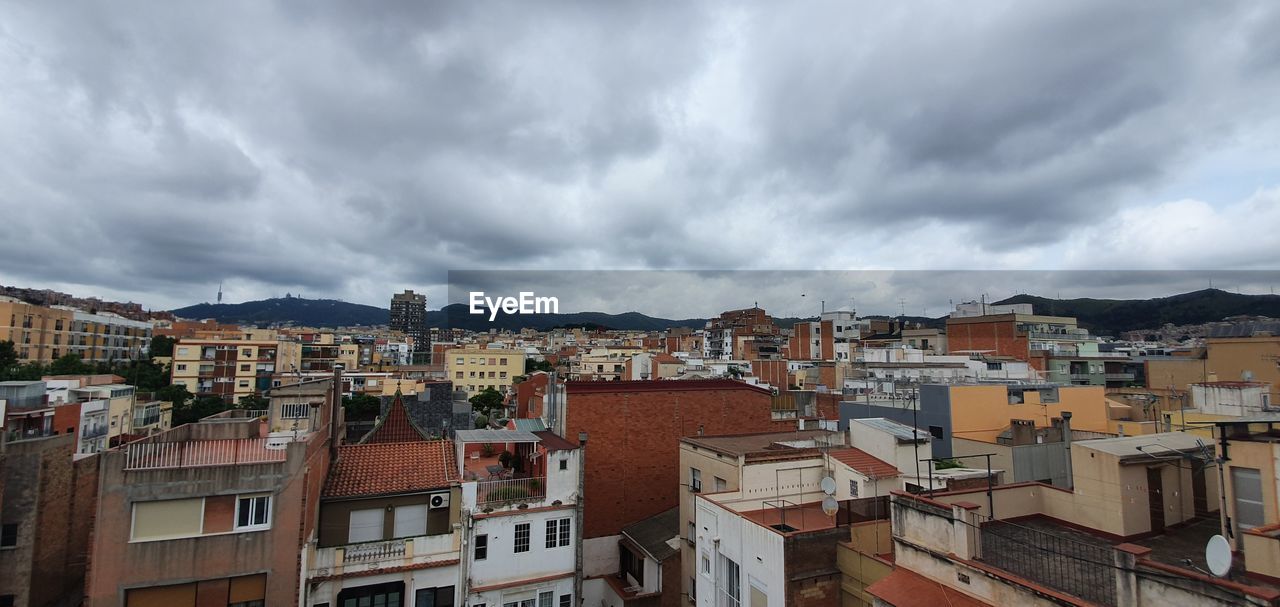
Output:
[
  {"xmin": 469, "ymin": 508, "xmax": 577, "ymax": 589},
  {"xmin": 583, "ymin": 535, "xmax": 621, "ymax": 578},
  {"xmin": 694, "ymin": 497, "xmax": 785, "ymax": 607}
]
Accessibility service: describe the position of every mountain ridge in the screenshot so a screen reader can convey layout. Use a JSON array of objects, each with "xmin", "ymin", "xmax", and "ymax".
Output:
[{"xmin": 168, "ymin": 288, "xmax": 1280, "ymax": 334}]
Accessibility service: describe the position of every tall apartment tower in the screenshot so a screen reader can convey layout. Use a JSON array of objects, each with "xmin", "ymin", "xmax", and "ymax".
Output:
[{"xmin": 390, "ymin": 290, "xmax": 429, "ymax": 359}]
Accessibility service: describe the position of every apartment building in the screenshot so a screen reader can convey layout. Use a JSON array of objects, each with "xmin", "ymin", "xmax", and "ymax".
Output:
[
  {"xmin": 945, "ymin": 310, "xmax": 1100, "ymax": 369},
  {"xmin": 83, "ymin": 379, "xmax": 340, "ymax": 606},
  {"xmin": 391, "ymin": 290, "xmax": 430, "ymax": 358},
  {"xmin": 63, "ymin": 308, "xmax": 154, "ymax": 363},
  {"xmin": 446, "ymin": 348, "xmax": 523, "ymax": 397},
  {"xmin": 871, "ymin": 430, "xmax": 1265, "ymax": 607},
  {"xmin": 170, "ymin": 338, "xmax": 300, "ymax": 402},
  {"xmin": 688, "ymin": 431, "xmax": 897, "ymax": 607},
  {"xmin": 455, "ymin": 428, "xmax": 583, "ymax": 607},
  {"xmin": 305, "ymin": 438, "xmax": 461, "ymax": 606},
  {"xmin": 790, "ymin": 308, "xmax": 862, "ymax": 362},
  {"xmin": 0, "ymin": 432, "xmax": 100, "ymax": 607},
  {"xmin": 0, "ymin": 297, "xmax": 73, "ymax": 364}
]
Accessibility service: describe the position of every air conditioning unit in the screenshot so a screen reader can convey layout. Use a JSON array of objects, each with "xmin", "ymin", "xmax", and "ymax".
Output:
[{"xmin": 429, "ymin": 493, "xmax": 450, "ymax": 510}]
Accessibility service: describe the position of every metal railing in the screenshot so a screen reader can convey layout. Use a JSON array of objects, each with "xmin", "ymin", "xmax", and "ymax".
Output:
[
  {"xmin": 1105, "ymin": 373, "xmax": 1135, "ymax": 381},
  {"xmin": 123, "ymin": 438, "xmax": 286, "ymax": 470},
  {"xmin": 979, "ymin": 520, "xmax": 1117, "ymax": 606},
  {"xmin": 477, "ymin": 476, "xmax": 546, "ymax": 506}
]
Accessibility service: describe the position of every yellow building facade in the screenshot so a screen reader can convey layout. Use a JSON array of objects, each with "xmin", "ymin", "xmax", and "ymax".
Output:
[{"xmin": 445, "ymin": 347, "xmax": 523, "ymax": 396}]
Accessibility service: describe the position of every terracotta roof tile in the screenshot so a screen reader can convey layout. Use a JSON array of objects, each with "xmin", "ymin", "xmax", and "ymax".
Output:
[
  {"xmin": 360, "ymin": 392, "xmax": 431, "ymax": 444},
  {"xmin": 829, "ymin": 447, "xmax": 900, "ymax": 479},
  {"xmin": 866, "ymin": 568, "xmax": 992, "ymax": 607},
  {"xmin": 324, "ymin": 440, "xmax": 457, "ymax": 498}
]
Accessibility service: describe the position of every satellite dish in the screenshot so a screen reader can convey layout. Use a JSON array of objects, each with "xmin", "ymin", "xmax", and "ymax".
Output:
[
  {"xmin": 1206, "ymin": 535, "xmax": 1232, "ymax": 577},
  {"xmin": 821, "ymin": 496, "xmax": 839, "ymax": 516},
  {"xmin": 820, "ymin": 476, "xmax": 836, "ymax": 495}
]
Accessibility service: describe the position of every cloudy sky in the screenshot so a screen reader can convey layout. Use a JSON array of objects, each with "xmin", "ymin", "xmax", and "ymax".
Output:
[{"xmin": 2, "ymin": 1, "xmax": 1279, "ymax": 317}]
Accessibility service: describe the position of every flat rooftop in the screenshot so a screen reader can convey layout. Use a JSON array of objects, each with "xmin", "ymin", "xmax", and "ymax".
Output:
[
  {"xmin": 739, "ymin": 501, "xmax": 836, "ymax": 535},
  {"xmin": 682, "ymin": 429, "xmax": 838, "ymax": 457}
]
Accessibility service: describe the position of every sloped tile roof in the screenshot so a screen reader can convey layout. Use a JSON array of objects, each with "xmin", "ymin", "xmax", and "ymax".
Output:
[
  {"xmin": 360, "ymin": 392, "xmax": 431, "ymax": 444},
  {"xmin": 323, "ymin": 439, "xmax": 458, "ymax": 498},
  {"xmin": 828, "ymin": 447, "xmax": 900, "ymax": 479}
]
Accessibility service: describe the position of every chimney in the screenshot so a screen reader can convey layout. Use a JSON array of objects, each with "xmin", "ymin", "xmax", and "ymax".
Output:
[{"xmin": 1061, "ymin": 411, "xmax": 1073, "ymax": 490}]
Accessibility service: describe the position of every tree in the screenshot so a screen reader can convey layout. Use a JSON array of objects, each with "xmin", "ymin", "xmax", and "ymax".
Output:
[
  {"xmin": 0, "ymin": 340, "xmax": 17, "ymax": 371},
  {"xmin": 173, "ymin": 395, "xmax": 232, "ymax": 426},
  {"xmin": 474, "ymin": 414, "xmax": 490, "ymax": 429},
  {"xmin": 524, "ymin": 359, "xmax": 554, "ymax": 373},
  {"xmin": 469, "ymin": 388, "xmax": 505, "ymax": 418},
  {"xmin": 48, "ymin": 353, "xmax": 94, "ymax": 376},
  {"xmin": 342, "ymin": 393, "xmax": 382, "ymax": 422},
  {"xmin": 156, "ymin": 384, "xmax": 193, "ymax": 416},
  {"xmin": 148, "ymin": 335, "xmax": 175, "ymax": 358},
  {"xmin": 238, "ymin": 395, "xmax": 269, "ymax": 410}
]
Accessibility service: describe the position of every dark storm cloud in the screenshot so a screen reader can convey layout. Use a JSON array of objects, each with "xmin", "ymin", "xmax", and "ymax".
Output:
[{"xmin": 0, "ymin": 1, "xmax": 1277, "ymax": 311}]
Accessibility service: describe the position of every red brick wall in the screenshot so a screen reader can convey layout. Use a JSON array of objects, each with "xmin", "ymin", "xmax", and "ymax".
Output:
[
  {"xmin": 564, "ymin": 381, "xmax": 788, "ymax": 538},
  {"xmin": 819, "ymin": 321, "xmax": 835, "ymax": 361},
  {"xmin": 750, "ymin": 360, "xmax": 788, "ymax": 388},
  {"xmin": 945, "ymin": 319, "xmax": 1029, "ymax": 362},
  {"xmin": 53, "ymin": 402, "xmax": 82, "ymax": 438}
]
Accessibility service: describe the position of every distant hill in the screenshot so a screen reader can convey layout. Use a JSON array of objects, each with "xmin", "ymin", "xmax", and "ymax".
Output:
[
  {"xmin": 996, "ymin": 289, "xmax": 1280, "ymax": 336},
  {"xmin": 171, "ymin": 297, "xmax": 389, "ymax": 328},
  {"xmin": 434, "ymin": 304, "xmax": 709, "ymax": 332},
  {"xmin": 170, "ymin": 288, "xmax": 1280, "ymax": 334}
]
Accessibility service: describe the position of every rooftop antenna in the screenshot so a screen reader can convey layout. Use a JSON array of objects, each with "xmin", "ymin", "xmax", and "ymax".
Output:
[
  {"xmin": 1206, "ymin": 534, "xmax": 1232, "ymax": 577},
  {"xmin": 217, "ymin": 282, "xmax": 223, "ymax": 304}
]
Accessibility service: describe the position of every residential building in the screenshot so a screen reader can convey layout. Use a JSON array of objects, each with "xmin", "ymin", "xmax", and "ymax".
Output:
[
  {"xmin": 790, "ymin": 308, "xmax": 862, "ymax": 362},
  {"xmin": 68, "ymin": 383, "xmax": 138, "ymax": 447},
  {"xmin": 703, "ymin": 307, "xmax": 781, "ymax": 361},
  {"xmin": 0, "ymin": 432, "xmax": 100, "ymax": 607},
  {"xmin": 853, "ymin": 346, "xmax": 1037, "ymax": 385},
  {"xmin": 454, "ymin": 428, "xmax": 583, "ymax": 607},
  {"xmin": 63, "ymin": 308, "xmax": 154, "ymax": 363},
  {"xmin": 82, "ymin": 378, "xmax": 340, "ymax": 606},
  {"xmin": 0, "ymin": 297, "xmax": 73, "ymax": 364},
  {"xmin": 624, "ymin": 352, "xmax": 685, "ymax": 381},
  {"xmin": 170, "ymin": 338, "xmax": 299, "ymax": 402},
  {"xmin": 873, "ymin": 431, "xmax": 1261, "ymax": 607},
  {"xmin": 587, "ymin": 507, "xmax": 681, "ymax": 607},
  {"xmin": 391, "ymin": 290, "xmax": 430, "ymax": 358},
  {"xmin": 839, "ymin": 384, "xmax": 1131, "ymax": 459},
  {"xmin": 945, "ymin": 310, "xmax": 1100, "ymax": 371},
  {"xmin": 305, "ymin": 435, "xmax": 461, "ymax": 607},
  {"xmin": 688, "ymin": 431, "xmax": 895, "ymax": 607},
  {"xmin": 1, "ymin": 381, "xmax": 52, "ymax": 442},
  {"xmin": 446, "ymin": 348, "xmax": 523, "ymax": 397}
]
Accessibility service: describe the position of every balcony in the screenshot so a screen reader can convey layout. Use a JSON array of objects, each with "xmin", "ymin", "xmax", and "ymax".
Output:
[
  {"xmin": 1025, "ymin": 331, "xmax": 1090, "ymax": 341},
  {"xmin": 122, "ymin": 438, "xmax": 286, "ymax": 470},
  {"xmin": 1105, "ymin": 373, "xmax": 1136, "ymax": 381},
  {"xmin": 81, "ymin": 425, "xmax": 109, "ymax": 439},
  {"xmin": 477, "ymin": 476, "xmax": 547, "ymax": 507},
  {"xmin": 309, "ymin": 533, "xmax": 457, "ymax": 578}
]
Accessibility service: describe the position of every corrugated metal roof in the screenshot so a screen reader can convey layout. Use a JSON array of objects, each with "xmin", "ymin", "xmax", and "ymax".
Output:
[
  {"xmin": 512, "ymin": 418, "xmax": 547, "ymax": 432},
  {"xmin": 853, "ymin": 417, "xmax": 930, "ymax": 442},
  {"xmin": 454, "ymin": 429, "xmax": 542, "ymax": 443}
]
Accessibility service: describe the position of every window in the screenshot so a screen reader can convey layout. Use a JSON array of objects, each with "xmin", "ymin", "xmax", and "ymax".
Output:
[
  {"xmin": 545, "ymin": 517, "xmax": 571, "ymax": 548},
  {"xmin": 236, "ymin": 495, "xmax": 271, "ymax": 530},
  {"xmin": 500, "ymin": 371, "xmax": 508, "ymax": 379},
  {"xmin": 474, "ymin": 534, "xmax": 488, "ymax": 560},
  {"xmin": 701, "ymin": 551, "xmax": 711, "ymax": 575},
  {"xmin": 688, "ymin": 522, "xmax": 696, "ymax": 544},
  {"xmin": 230, "ymin": 602, "xmax": 264, "ymax": 607},
  {"xmin": 0, "ymin": 596, "xmax": 14, "ymax": 607},
  {"xmin": 131, "ymin": 498, "xmax": 204, "ymax": 541},
  {"xmin": 240, "ymin": 363, "xmax": 251, "ymax": 372},
  {"xmin": 1233, "ymin": 467, "xmax": 1265, "ymax": 531},
  {"xmin": 621, "ymin": 545, "xmax": 644, "ymax": 585},
  {"xmin": 177, "ymin": 363, "xmax": 187, "ymax": 371},
  {"xmin": 456, "ymin": 357, "xmax": 464, "ymax": 365},
  {"xmin": 690, "ymin": 468, "xmax": 702, "ymax": 492},
  {"xmin": 241, "ymin": 349, "xmax": 253, "ymax": 358},
  {"xmin": 928, "ymin": 425, "xmax": 944, "ymax": 440},
  {"xmin": 488, "ymin": 358, "xmax": 496, "ymax": 365},
  {"xmin": 488, "ymin": 371, "xmax": 495, "ymax": 378},
  {"xmin": 558, "ymin": 596, "xmax": 571, "ymax": 607},
  {"xmin": 718, "ymin": 554, "xmax": 741, "ymax": 607},
  {"xmin": 539, "ymin": 591, "xmax": 553, "ymax": 607},
  {"xmin": 514, "ymin": 522, "xmax": 530, "ymax": 553},
  {"xmin": 456, "ymin": 371, "xmax": 464, "ymax": 379},
  {"xmin": 349, "ymin": 508, "xmax": 384, "ymax": 543},
  {"xmin": 0, "ymin": 524, "xmax": 16, "ymax": 548},
  {"xmin": 849, "ymin": 479, "xmax": 859, "ymax": 498},
  {"xmin": 415, "ymin": 585, "xmax": 455, "ymax": 607},
  {"xmin": 559, "ymin": 458, "xmax": 568, "ymax": 471},
  {"xmin": 714, "ymin": 477, "xmax": 727, "ymax": 492},
  {"xmin": 281, "ymin": 403, "xmax": 310, "ymax": 419},
  {"xmin": 394, "ymin": 504, "xmax": 428, "ymax": 538}
]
